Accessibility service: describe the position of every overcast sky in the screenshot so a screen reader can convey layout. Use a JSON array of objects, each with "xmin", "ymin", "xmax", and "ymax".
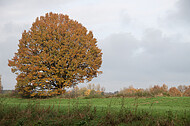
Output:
[{"xmin": 0, "ymin": 0, "xmax": 190, "ymax": 92}]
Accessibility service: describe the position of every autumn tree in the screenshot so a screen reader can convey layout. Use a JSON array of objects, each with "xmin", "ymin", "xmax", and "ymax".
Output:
[
  {"xmin": 177, "ymin": 85, "xmax": 188, "ymax": 93},
  {"xmin": 79, "ymin": 87, "xmax": 88, "ymax": 96},
  {"xmin": 161, "ymin": 84, "xmax": 168, "ymax": 92},
  {"xmin": 169, "ymin": 87, "xmax": 181, "ymax": 97},
  {"xmin": 8, "ymin": 12, "xmax": 102, "ymax": 97},
  {"xmin": 183, "ymin": 87, "xmax": 190, "ymax": 96},
  {"xmin": 119, "ymin": 85, "xmax": 137, "ymax": 96},
  {"xmin": 150, "ymin": 85, "xmax": 163, "ymax": 95}
]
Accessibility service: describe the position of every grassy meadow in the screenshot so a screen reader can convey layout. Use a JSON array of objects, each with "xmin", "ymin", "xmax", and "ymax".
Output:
[{"xmin": 1, "ymin": 96, "xmax": 190, "ymax": 125}]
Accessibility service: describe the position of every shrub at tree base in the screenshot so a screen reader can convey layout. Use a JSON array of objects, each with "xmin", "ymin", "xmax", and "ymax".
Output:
[
  {"xmin": 62, "ymin": 84, "xmax": 105, "ymax": 98},
  {"xmin": 8, "ymin": 12, "xmax": 102, "ymax": 97},
  {"xmin": 169, "ymin": 87, "xmax": 181, "ymax": 97}
]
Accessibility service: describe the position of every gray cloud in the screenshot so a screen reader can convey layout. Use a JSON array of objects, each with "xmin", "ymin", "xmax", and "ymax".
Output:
[
  {"xmin": 98, "ymin": 28, "xmax": 190, "ymax": 91},
  {"xmin": 141, "ymin": 29, "xmax": 190, "ymax": 75},
  {"xmin": 159, "ymin": 0, "xmax": 190, "ymax": 38},
  {"xmin": 0, "ymin": 22, "xmax": 30, "ymax": 90},
  {"xmin": 0, "ymin": 0, "xmax": 76, "ymax": 24},
  {"xmin": 174, "ymin": 0, "xmax": 190, "ymax": 23},
  {"xmin": 0, "ymin": 36, "xmax": 18, "ymax": 89},
  {"xmin": 167, "ymin": 0, "xmax": 190, "ymax": 27}
]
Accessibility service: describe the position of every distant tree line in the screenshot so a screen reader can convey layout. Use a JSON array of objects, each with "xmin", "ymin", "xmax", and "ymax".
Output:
[
  {"xmin": 62, "ymin": 83, "xmax": 106, "ymax": 98},
  {"xmin": 117, "ymin": 84, "xmax": 190, "ymax": 97},
  {"xmin": 1, "ymin": 83, "xmax": 190, "ymax": 98},
  {"xmin": 61, "ymin": 83, "xmax": 190, "ymax": 99}
]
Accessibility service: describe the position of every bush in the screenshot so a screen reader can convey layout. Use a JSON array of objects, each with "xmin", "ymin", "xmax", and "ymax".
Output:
[
  {"xmin": 150, "ymin": 85, "xmax": 163, "ymax": 96},
  {"xmin": 169, "ymin": 87, "xmax": 181, "ymax": 97},
  {"xmin": 183, "ymin": 87, "xmax": 190, "ymax": 96}
]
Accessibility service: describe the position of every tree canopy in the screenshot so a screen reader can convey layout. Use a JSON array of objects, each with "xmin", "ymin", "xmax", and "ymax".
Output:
[{"xmin": 8, "ymin": 12, "xmax": 102, "ymax": 97}]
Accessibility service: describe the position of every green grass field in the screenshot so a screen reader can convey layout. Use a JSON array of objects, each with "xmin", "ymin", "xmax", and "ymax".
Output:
[{"xmin": 1, "ymin": 96, "xmax": 190, "ymax": 125}]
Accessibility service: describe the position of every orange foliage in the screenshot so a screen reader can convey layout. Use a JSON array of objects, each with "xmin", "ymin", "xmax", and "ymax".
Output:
[
  {"xmin": 161, "ymin": 84, "xmax": 168, "ymax": 92},
  {"xmin": 150, "ymin": 85, "xmax": 162, "ymax": 95},
  {"xmin": 84, "ymin": 89, "xmax": 91, "ymax": 96},
  {"xmin": 169, "ymin": 87, "xmax": 181, "ymax": 97},
  {"xmin": 8, "ymin": 12, "xmax": 102, "ymax": 97},
  {"xmin": 96, "ymin": 90, "xmax": 103, "ymax": 95},
  {"xmin": 183, "ymin": 87, "xmax": 190, "ymax": 96},
  {"xmin": 120, "ymin": 85, "xmax": 137, "ymax": 95},
  {"xmin": 149, "ymin": 84, "xmax": 168, "ymax": 96}
]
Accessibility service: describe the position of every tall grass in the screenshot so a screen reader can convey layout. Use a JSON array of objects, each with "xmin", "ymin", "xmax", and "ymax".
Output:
[{"xmin": 0, "ymin": 96, "xmax": 190, "ymax": 125}]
